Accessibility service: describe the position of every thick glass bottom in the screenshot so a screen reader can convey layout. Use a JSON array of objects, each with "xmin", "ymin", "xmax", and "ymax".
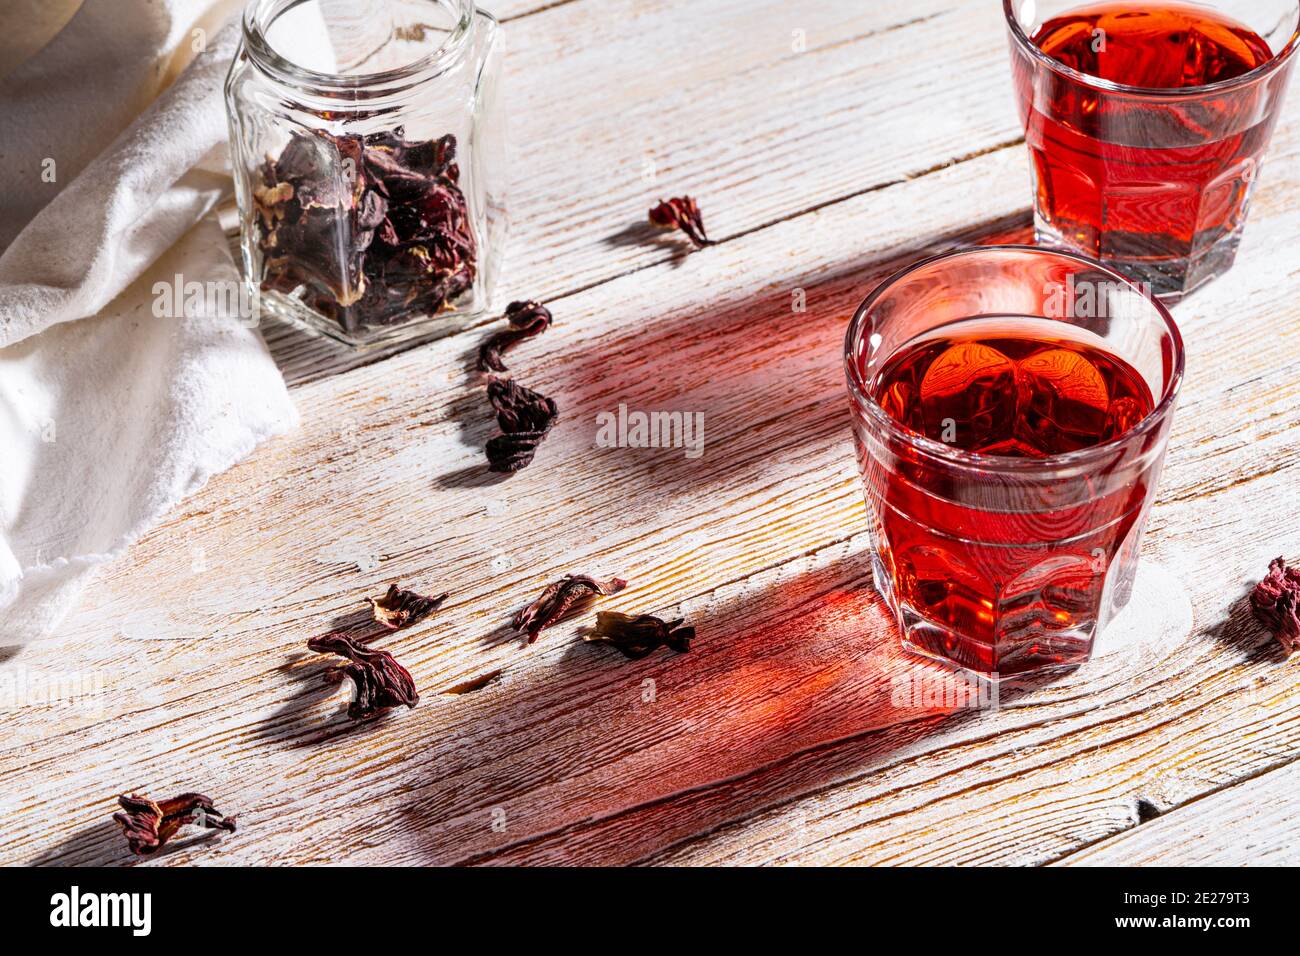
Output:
[
  {"xmin": 253, "ymin": 286, "xmax": 492, "ymax": 350},
  {"xmin": 871, "ymin": 547, "xmax": 1108, "ymax": 681},
  {"xmin": 1034, "ymin": 215, "xmax": 1247, "ymax": 305}
]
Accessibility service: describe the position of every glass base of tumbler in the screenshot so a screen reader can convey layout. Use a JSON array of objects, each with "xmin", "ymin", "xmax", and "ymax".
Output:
[
  {"xmin": 1033, "ymin": 215, "xmax": 1247, "ymax": 305},
  {"xmin": 871, "ymin": 548, "xmax": 1095, "ymax": 681},
  {"xmin": 897, "ymin": 608, "xmax": 1094, "ymax": 681}
]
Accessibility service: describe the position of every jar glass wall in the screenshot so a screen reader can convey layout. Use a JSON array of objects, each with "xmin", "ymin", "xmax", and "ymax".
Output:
[{"xmin": 225, "ymin": 0, "xmax": 507, "ymax": 347}]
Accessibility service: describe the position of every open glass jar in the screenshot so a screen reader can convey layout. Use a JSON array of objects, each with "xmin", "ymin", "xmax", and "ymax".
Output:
[{"xmin": 225, "ymin": 0, "xmax": 507, "ymax": 348}]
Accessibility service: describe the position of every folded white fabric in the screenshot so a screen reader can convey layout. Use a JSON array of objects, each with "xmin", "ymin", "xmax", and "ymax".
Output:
[{"xmin": 0, "ymin": 0, "xmax": 299, "ymax": 645}]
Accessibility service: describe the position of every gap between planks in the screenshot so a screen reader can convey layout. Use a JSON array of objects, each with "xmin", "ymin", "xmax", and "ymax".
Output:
[
  {"xmin": 498, "ymin": 0, "xmax": 585, "ymax": 22},
  {"xmin": 1047, "ymin": 747, "xmax": 1300, "ymax": 866}
]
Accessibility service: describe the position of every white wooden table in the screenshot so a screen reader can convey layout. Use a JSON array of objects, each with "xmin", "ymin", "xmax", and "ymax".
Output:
[{"xmin": 4, "ymin": 0, "xmax": 1300, "ymax": 867}]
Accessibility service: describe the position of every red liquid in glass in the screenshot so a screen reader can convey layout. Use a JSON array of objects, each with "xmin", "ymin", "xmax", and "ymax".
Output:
[
  {"xmin": 863, "ymin": 324, "xmax": 1157, "ymax": 674},
  {"xmin": 1018, "ymin": 2, "xmax": 1275, "ymax": 275}
]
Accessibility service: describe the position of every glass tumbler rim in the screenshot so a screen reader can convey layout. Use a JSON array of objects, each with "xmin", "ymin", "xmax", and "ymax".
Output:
[
  {"xmin": 1002, "ymin": 0, "xmax": 1300, "ymax": 99},
  {"xmin": 242, "ymin": 0, "xmax": 479, "ymax": 96},
  {"xmin": 843, "ymin": 244, "xmax": 1186, "ymax": 475}
]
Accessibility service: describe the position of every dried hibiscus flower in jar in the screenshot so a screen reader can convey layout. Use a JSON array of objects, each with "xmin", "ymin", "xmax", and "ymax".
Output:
[{"xmin": 256, "ymin": 127, "xmax": 477, "ymax": 337}]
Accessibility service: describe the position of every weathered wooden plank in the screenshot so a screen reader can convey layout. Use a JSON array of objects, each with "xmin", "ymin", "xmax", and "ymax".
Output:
[
  {"xmin": 1053, "ymin": 760, "xmax": 1300, "ymax": 866},
  {"xmin": 0, "ymin": 137, "xmax": 1030, "ymax": 863},
  {"xmin": 5, "ymin": 109, "xmax": 1300, "ymax": 864},
  {"xmin": 494, "ymin": 0, "xmax": 583, "ymax": 21}
]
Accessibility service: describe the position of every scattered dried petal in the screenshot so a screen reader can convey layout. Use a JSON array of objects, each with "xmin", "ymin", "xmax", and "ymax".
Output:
[
  {"xmin": 368, "ymin": 583, "xmax": 448, "ymax": 631},
  {"xmin": 1251, "ymin": 557, "xmax": 1300, "ymax": 654},
  {"xmin": 485, "ymin": 378, "xmax": 559, "ymax": 473},
  {"xmin": 486, "ymin": 430, "xmax": 551, "ymax": 473},
  {"xmin": 585, "ymin": 611, "xmax": 695, "ymax": 659},
  {"xmin": 648, "ymin": 196, "xmax": 714, "ymax": 249},
  {"xmin": 307, "ymin": 631, "xmax": 419, "ymax": 720},
  {"xmin": 113, "ymin": 792, "xmax": 236, "ymax": 856},
  {"xmin": 488, "ymin": 377, "xmax": 558, "ymax": 433},
  {"xmin": 478, "ymin": 301, "xmax": 554, "ymax": 373},
  {"xmin": 514, "ymin": 574, "xmax": 629, "ymax": 644}
]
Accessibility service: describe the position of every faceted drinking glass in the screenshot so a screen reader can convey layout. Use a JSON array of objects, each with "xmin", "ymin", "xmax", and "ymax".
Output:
[
  {"xmin": 1004, "ymin": 0, "xmax": 1300, "ymax": 302},
  {"xmin": 844, "ymin": 246, "xmax": 1184, "ymax": 677}
]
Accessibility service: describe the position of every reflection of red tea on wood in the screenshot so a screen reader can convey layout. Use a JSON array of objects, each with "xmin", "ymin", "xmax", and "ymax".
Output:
[
  {"xmin": 1015, "ymin": 2, "xmax": 1276, "ymax": 286},
  {"xmin": 859, "ymin": 322, "xmax": 1158, "ymax": 674}
]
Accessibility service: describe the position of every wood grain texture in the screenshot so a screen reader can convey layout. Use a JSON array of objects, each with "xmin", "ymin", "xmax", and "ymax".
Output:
[
  {"xmin": 1057, "ymin": 761, "xmax": 1300, "ymax": 867},
  {"xmin": 2, "ymin": 0, "xmax": 1298, "ymax": 867}
]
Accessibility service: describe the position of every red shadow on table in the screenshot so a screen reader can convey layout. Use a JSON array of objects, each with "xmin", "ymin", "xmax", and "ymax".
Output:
[
  {"xmin": 354, "ymin": 215, "xmax": 1079, "ymax": 865},
  {"xmin": 512, "ymin": 216, "xmax": 1036, "ymax": 502},
  {"xmin": 383, "ymin": 535, "xmax": 1072, "ymax": 866}
]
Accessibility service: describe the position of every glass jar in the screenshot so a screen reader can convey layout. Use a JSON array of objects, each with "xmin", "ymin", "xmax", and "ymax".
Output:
[{"xmin": 225, "ymin": 0, "xmax": 507, "ymax": 348}]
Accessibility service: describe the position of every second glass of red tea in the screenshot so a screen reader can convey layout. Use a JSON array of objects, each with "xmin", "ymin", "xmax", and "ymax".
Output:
[
  {"xmin": 845, "ymin": 247, "xmax": 1184, "ymax": 677},
  {"xmin": 1005, "ymin": 0, "xmax": 1300, "ymax": 301}
]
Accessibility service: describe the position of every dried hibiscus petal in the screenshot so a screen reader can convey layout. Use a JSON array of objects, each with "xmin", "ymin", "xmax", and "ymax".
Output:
[
  {"xmin": 478, "ymin": 300, "xmax": 554, "ymax": 373},
  {"xmin": 585, "ymin": 611, "xmax": 695, "ymax": 660},
  {"xmin": 514, "ymin": 574, "xmax": 629, "ymax": 644},
  {"xmin": 253, "ymin": 181, "xmax": 294, "ymax": 229},
  {"xmin": 308, "ymin": 631, "xmax": 419, "ymax": 720},
  {"xmin": 368, "ymin": 583, "xmax": 448, "ymax": 631},
  {"xmin": 1251, "ymin": 557, "xmax": 1300, "ymax": 654},
  {"xmin": 648, "ymin": 196, "xmax": 714, "ymax": 249},
  {"xmin": 484, "ymin": 377, "xmax": 559, "ymax": 473},
  {"xmin": 488, "ymin": 377, "xmax": 558, "ymax": 434},
  {"xmin": 486, "ymin": 430, "xmax": 551, "ymax": 474},
  {"xmin": 113, "ymin": 792, "xmax": 236, "ymax": 856}
]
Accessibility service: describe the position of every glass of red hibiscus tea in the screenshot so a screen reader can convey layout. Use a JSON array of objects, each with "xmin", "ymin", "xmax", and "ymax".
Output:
[
  {"xmin": 1004, "ymin": 0, "xmax": 1300, "ymax": 301},
  {"xmin": 845, "ymin": 246, "xmax": 1184, "ymax": 677}
]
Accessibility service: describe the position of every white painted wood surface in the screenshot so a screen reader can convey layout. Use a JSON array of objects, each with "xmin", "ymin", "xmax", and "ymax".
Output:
[
  {"xmin": 2, "ymin": 0, "xmax": 1299, "ymax": 866},
  {"xmin": 1058, "ymin": 761, "xmax": 1300, "ymax": 866}
]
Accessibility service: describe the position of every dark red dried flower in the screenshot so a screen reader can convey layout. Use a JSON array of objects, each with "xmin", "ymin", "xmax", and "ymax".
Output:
[
  {"xmin": 488, "ymin": 377, "xmax": 558, "ymax": 433},
  {"xmin": 113, "ymin": 792, "xmax": 236, "ymax": 856},
  {"xmin": 1251, "ymin": 557, "xmax": 1300, "ymax": 654},
  {"xmin": 368, "ymin": 583, "xmax": 448, "ymax": 631},
  {"xmin": 485, "ymin": 377, "xmax": 559, "ymax": 473},
  {"xmin": 478, "ymin": 301, "xmax": 554, "ymax": 373},
  {"xmin": 514, "ymin": 574, "xmax": 629, "ymax": 644},
  {"xmin": 307, "ymin": 631, "xmax": 419, "ymax": 720},
  {"xmin": 485, "ymin": 431, "xmax": 550, "ymax": 473},
  {"xmin": 257, "ymin": 127, "xmax": 475, "ymax": 335},
  {"xmin": 585, "ymin": 611, "xmax": 695, "ymax": 660},
  {"xmin": 648, "ymin": 196, "xmax": 714, "ymax": 249}
]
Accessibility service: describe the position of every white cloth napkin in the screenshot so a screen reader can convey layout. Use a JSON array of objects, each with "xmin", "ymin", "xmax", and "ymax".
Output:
[{"xmin": 0, "ymin": 0, "xmax": 299, "ymax": 645}]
